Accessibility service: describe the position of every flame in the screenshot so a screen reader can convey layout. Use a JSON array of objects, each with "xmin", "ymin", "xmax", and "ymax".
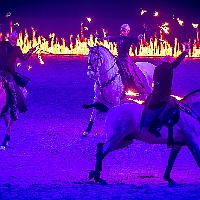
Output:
[
  {"xmin": 192, "ymin": 23, "xmax": 199, "ymax": 29},
  {"xmin": 14, "ymin": 23, "xmax": 19, "ymax": 26},
  {"xmin": 177, "ymin": 18, "xmax": 184, "ymax": 26},
  {"xmin": 159, "ymin": 22, "xmax": 170, "ymax": 34},
  {"xmin": 16, "ymin": 62, "xmax": 21, "ymax": 67},
  {"xmin": 154, "ymin": 11, "xmax": 159, "ymax": 17},
  {"xmin": 141, "ymin": 10, "xmax": 147, "ymax": 15},
  {"xmin": 171, "ymin": 94, "xmax": 183, "ymax": 100},
  {"xmin": 37, "ymin": 53, "xmax": 44, "ymax": 65},
  {"xmin": 125, "ymin": 90, "xmax": 139, "ymax": 96},
  {"xmin": 6, "ymin": 12, "xmax": 11, "ymax": 17},
  {"xmin": 2, "ymin": 23, "xmax": 200, "ymax": 57},
  {"xmin": 132, "ymin": 99, "xmax": 144, "ymax": 104},
  {"xmin": 127, "ymin": 98, "xmax": 144, "ymax": 104},
  {"xmin": 86, "ymin": 17, "xmax": 92, "ymax": 23}
]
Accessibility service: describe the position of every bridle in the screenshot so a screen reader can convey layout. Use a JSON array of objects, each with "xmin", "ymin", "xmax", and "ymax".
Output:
[{"xmin": 87, "ymin": 46, "xmax": 121, "ymax": 105}]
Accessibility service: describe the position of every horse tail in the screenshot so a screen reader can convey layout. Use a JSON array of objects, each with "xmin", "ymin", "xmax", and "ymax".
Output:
[{"xmin": 82, "ymin": 102, "xmax": 109, "ymax": 112}]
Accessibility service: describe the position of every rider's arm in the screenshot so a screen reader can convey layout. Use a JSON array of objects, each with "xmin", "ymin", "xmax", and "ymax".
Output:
[
  {"xmin": 18, "ymin": 47, "xmax": 34, "ymax": 61},
  {"xmin": 168, "ymin": 43, "xmax": 190, "ymax": 70}
]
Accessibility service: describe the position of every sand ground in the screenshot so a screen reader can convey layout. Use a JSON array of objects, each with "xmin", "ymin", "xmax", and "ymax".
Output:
[{"xmin": 0, "ymin": 56, "xmax": 200, "ymax": 200}]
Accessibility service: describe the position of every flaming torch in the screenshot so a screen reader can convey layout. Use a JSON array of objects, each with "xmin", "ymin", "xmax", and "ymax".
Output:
[
  {"xmin": 153, "ymin": 11, "xmax": 159, "ymax": 17},
  {"xmin": 159, "ymin": 22, "xmax": 170, "ymax": 41},
  {"xmin": 141, "ymin": 9, "xmax": 147, "ymax": 15},
  {"xmin": 177, "ymin": 18, "xmax": 186, "ymax": 41},
  {"xmin": 86, "ymin": 17, "xmax": 92, "ymax": 23},
  {"xmin": 192, "ymin": 23, "xmax": 199, "ymax": 45}
]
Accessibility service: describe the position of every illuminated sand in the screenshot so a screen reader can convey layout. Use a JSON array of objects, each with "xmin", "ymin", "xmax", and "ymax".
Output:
[{"xmin": 0, "ymin": 56, "xmax": 200, "ymax": 199}]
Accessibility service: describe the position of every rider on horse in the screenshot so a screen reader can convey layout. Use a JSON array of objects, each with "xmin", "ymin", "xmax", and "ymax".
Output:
[
  {"xmin": 140, "ymin": 42, "xmax": 190, "ymax": 138},
  {"xmin": 0, "ymin": 30, "xmax": 34, "ymax": 121},
  {"xmin": 104, "ymin": 24, "xmax": 147, "ymax": 95}
]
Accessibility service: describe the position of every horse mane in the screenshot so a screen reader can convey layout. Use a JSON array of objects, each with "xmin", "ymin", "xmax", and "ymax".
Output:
[{"xmin": 94, "ymin": 45, "xmax": 115, "ymax": 60}]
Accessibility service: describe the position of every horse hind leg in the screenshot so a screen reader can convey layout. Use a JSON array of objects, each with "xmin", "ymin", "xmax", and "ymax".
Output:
[
  {"xmin": 164, "ymin": 143, "xmax": 183, "ymax": 184},
  {"xmin": 89, "ymin": 142, "xmax": 108, "ymax": 184},
  {"xmin": 187, "ymin": 141, "xmax": 200, "ymax": 168}
]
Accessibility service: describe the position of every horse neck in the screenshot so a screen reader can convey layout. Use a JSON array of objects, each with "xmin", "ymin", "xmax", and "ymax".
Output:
[{"xmin": 98, "ymin": 48, "xmax": 118, "ymax": 80}]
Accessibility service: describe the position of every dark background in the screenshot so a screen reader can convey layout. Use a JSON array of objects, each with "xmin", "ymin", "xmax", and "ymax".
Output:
[{"xmin": 0, "ymin": 0, "xmax": 200, "ymax": 44}]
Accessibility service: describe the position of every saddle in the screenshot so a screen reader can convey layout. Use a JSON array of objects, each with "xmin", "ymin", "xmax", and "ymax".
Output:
[{"xmin": 141, "ymin": 97, "xmax": 180, "ymax": 148}]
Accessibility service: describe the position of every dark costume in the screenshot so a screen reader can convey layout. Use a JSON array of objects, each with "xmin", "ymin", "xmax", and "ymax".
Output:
[
  {"xmin": 140, "ymin": 51, "xmax": 188, "ymax": 137},
  {"xmin": 108, "ymin": 36, "xmax": 148, "ymax": 95},
  {"xmin": 0, "ymin": 40, "xmax": 31, "ymax": 120}
]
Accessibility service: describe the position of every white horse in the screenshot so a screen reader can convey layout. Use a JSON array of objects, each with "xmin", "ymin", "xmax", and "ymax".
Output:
[
  {"xmin": 83, "ymin": 45, "xmax": 156, "ymax": 136},
  {"xmin": 89, "ymin": 89, "xmax": 200, "ymax": 184}
]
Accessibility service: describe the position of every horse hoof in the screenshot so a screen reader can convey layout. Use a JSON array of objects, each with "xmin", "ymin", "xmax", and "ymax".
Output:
[
  {"xmin": 99, "ymin": 178, "xmax": 108, "ymax": 185},
  {"xmin": 0, "ymin": 146, "xmax": 6, "ymax": 150},
  {"xmin": 82, "ymin": 132, "xmax": 89, "ymax": 138},
  {"xmin": 89, "ymin": 170, "xmax": 102, "ymax": 183},
  {"xmin": 168, "ymin": 179, "xmax": 176, "ymax": 185}
]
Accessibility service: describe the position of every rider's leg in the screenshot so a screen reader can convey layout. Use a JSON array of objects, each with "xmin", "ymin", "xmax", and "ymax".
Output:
[
  {"xmin": 7, "ymin": 81, "xmax": 18, "ymax": 121},
  {"xmin": 148, "ymin": 106, "xmax": 179, "ymax": 138},
  {"xmin": 148, "ymin": 119, "xmax": 163, "ymax": 138}
]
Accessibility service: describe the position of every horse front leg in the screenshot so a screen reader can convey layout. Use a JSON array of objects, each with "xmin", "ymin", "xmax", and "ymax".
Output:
[
  {"xmin": 89, "ymin": 120, "xmax": 132, "ymax": 183},
  {"xmin": 89, "ymin": 142, "xmax": 108, "ymax": 184},
  {"xmin": 164, "ymin": 144, "xmax": 182, "ymax": 184},
  {"xmin": 82, "ymin": 108, "xmax": 99, "ymax": 138}
]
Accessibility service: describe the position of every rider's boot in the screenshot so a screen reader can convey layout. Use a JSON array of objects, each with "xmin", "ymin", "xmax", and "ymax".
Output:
[
  {"xmin": 8, "ymin": 82, "xmax": 18, "ymax": 121},
  {"xmin": 148, "ymin": 119, "xmax": 163, "ymax": 138}
]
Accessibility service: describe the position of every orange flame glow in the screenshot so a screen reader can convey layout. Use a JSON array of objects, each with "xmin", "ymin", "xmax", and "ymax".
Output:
[
  {"xmin": 125, "ymin": 90, "xmax": 139, "ymax": 96},
  {"xmin": 86, "ymin": 17, "xmax": 92, "ymax": 23},
  {"xmin": 192, "ymin": 23, "xmax": 199, "ymax": 29},
  {"xmin": 171, "ymin": 94, "xmax": 183, "ymax": 100},
  {"xmin": 177, "ymin": 18, "xmax": 184, "ymax": 26},
  {"xmin": 141, "ymin": 10, "xmax": 147, "ymax": 15},
  {"xmin": 37, "ymin": 53, "xmax": 44, "ymax": 65},
  {"xmin": 154, "ymin": 11, "xmax": 159, "ymax": 17},
  {"xmin": 159, "ymin": 22, "xmax": 170, "ymax": 34}
]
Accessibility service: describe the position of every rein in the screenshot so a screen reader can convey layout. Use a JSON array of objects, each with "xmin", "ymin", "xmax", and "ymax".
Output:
[
  {"xmin": 96, "ymin": 73, "xmax": 120, "ymax": 88},
  {"xmin": 88, "ymin": 46, "xmax": 120, "ymax": 106},
  {"xmin": 179, "ymin": 102, "xmax": 200, "ymax": 123}
]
